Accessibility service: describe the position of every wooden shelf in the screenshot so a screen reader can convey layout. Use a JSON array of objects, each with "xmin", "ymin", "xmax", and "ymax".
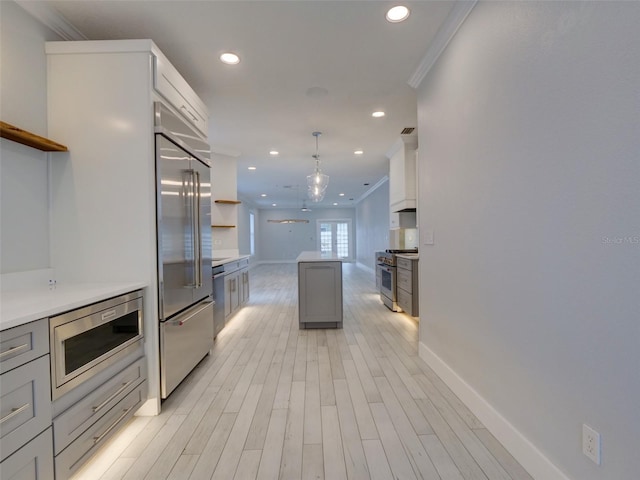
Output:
[
  {"xmin": 1, "ymin": 121, "xmax": 68, "ymax": 152},
  {"xmin": 214, "ymin": 199, "xmax": 241, "ymax": 205},
  {"xmin": 212, "ymin": 225, "xmax": 236, "ymax": 228}
]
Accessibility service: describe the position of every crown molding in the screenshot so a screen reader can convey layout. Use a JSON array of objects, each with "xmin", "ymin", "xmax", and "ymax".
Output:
[
  {"xmin": 16, "ymin": 0, "xmax": 87, "ymax": 40},
  {"xmin": 356, "ymin": 175, "xmax": 388, "ymax": 205},
  {"xmin": 408, "ymin": 0, "xmax": 477, "ymax": 89}
]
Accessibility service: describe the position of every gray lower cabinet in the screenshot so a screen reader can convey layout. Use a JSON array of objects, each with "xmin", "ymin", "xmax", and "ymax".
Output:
[
  {"xmin": 224, "ymin": 258, "xmax": 250, "ymax": 320},
  {"xmin": 53, "ymin": 357, "xmax": 146, "ymax": 455},
  {"xmin": 0, "ymin": 427, "xmax": 54, "ymax": 480},
  {"xmin": 54, "ymin": 380, "xmax": 146, "ymax": 479},
  {"xmin": 0, "ymin": 318, "xmax": 53, "ymax": 480},
  {"xmin": 396, "ymin": 256, "xmax": 419, "ymax": 317},
  {"xmin": 298, "ymin": 261, "xmax": 343, "ymax": 328}
]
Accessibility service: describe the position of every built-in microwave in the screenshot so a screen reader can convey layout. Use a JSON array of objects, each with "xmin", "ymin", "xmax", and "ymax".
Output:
[{"xmin": 50, "ymin": 291, "xmax": 143, "ymax": 400}]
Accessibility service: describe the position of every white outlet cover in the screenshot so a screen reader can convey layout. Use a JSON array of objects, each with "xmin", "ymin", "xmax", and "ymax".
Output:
[{"xmin": 582, "ymin": 424, "xmax": 601, "ymax": 465}]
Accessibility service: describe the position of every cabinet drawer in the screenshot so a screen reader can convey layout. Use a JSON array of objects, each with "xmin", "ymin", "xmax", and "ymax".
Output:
[
  {"xmin": 0, "ymin": 427, "xmax": 53, "ymax": 480},
  {"xmin": 396, "ymin": 267, "xmax": 412, "ymax": 294},
  {"xmin": 396, "ymin": 257, "xmax": 413, "ymax": 271},
  {"xmin": 55, "ymin": 381, "xmax": 146, "ymax": 480},
  {"xmin": 0, "ymin": 356, "xmax": 51, "ymax": 462},
  {"xmin": 53, "ymin": 357, "xmax": 146, "ymax": 454},
  {"xmin": 396, "ymin": 288, "xmax": 413, "ymax": 316},
  {"xmin": 0, "ymin": 319, "xmax": 48, "ymax": 374},
  {"xmin": 153, "ymin": 51, "xmax": 208, "ymax": 137}
]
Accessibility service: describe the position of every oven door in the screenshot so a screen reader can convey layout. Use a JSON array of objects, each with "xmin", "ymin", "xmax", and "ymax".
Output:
[
  {"xmin": 51, "ymin": 293, "xmax": 143, "ymax": 399},
  {"xmin": 378, "ymin": 264, "xmax": 396, "ymax": 300}
]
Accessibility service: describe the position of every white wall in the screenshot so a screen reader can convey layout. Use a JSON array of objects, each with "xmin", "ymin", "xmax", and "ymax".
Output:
[
  {"xmin": 417, "ymin": 2, "xmax": 640, "ymax": 479},
  {"xmin": 258, "ymin": 207, "xmax": 356, "ymax": 262},
  {"xmin": 355, "ymin": 179, "xmax": 390, "ymax": 270},
  {"xmin": 237, "ymin": 195, "xmax": 258, "ymax": 258},
  {"xmin": 211, "ymin": 153, "xmax": 239, "ymax": 256},
  {"xmin": 0, "ymin": 1, "xmax": 61, "ymax": 274}
]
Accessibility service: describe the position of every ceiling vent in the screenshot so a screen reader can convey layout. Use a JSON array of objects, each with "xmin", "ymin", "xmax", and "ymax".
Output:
[{"xmin": 400, "ymin": 127, "xmax": 415, "ymax": 135}]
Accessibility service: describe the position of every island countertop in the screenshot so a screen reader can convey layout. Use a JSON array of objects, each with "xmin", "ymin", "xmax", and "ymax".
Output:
[{"xmin": 296, "ymin": 251, "xmax": 343, "ymax": 262}]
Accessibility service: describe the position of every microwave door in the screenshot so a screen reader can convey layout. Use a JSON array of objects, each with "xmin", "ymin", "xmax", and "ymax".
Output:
[{"xmin": 157, "ymin": 135, "xmax": 197, "ymax": 320}]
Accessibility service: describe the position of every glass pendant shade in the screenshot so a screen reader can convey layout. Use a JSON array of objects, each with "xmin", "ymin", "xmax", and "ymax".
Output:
[
  {"xmin": 306, "ymin": 131, "xmax": 329, "ymax": 202},
  {"xmin": 307, "ymin": 167, "xmax": 329, "ymax": 202}
]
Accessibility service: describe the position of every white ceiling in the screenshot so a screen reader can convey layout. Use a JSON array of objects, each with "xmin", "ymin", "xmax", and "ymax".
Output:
[{"xmin": 29, "ymin": 1, "xmax": 457, "ymax": 208}]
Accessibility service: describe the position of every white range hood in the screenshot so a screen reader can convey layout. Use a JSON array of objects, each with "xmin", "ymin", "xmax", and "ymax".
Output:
[{"xmin": 386, "ymin": 135, "xmax": 418, "ymax": 213}]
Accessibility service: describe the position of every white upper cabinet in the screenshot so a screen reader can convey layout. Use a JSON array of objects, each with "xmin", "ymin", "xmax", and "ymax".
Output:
[
  {"xmin": 387, "ymin": 136, "xmax": 418, "ymax": 229},
  {"xmin": 46, "ymin": 39, "xmax": 209, "ymax": 139},
  {"xmin": 153, "ymin": 47, "xmax": 209, "ymax": 137},
  {"xmin": 387, "ymin": 135, "xmax": 418, "ymax": 213}
]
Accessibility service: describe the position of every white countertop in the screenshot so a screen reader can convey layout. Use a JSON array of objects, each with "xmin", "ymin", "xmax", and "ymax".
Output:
[
  {"xmin": 296, "ymin": 251, "xmax": 343, "ymax": 262},
  {"xmin": 1, "ymin": 281, "xmax": 147, "ymax": 331},
  {"xmin": 395, "ymin": 253, "xmax": 419, "ymax": 260},
  {"xmin": 212, "ymin": 255, "xmax": 250, "ymax": 268}
]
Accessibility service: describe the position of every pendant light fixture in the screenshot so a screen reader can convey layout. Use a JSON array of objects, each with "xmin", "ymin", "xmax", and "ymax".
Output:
[{"xmin": 307, "ymin": 131, "xmax": 329, "ymax": 202}]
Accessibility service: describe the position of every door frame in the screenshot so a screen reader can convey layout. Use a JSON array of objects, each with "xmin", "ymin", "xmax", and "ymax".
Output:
[{"xmin": 315, "ymin": 218, "xmax": 353, "ymax": 261}]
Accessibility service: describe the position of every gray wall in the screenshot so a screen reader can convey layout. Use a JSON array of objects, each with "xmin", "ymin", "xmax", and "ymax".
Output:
[
  {"xmin": 0, "ymin": 2, "xmax": 61, "ymax": 273},
  {"xmin": 356, "ymin": 180, "xmax": 390, "ymax": 270},
  {"xmin": 417, "ymin": 2, "xmax": 640, "ymax": 479},
  {"xmin": 257, "ymin": 207, "xmax": 356, "ymax": 262}
]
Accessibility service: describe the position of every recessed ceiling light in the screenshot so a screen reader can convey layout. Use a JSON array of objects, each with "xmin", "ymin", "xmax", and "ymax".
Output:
[
  {"xmin": 372, "ymin": 111, "xmax": 385, "ymax": 118},
  {"xmin": 269, "ymin": 150, "xmax": 279, "ymax": 156},
  {"xmin": 272, "ymin": 203, "xmax": 277, "ymax": 207},
  {"xmin": 333, "ymin": 203, "xmax": 338, "ymax": 206},
  {"xmin": 386, "ymin": 5, "xmax": 410, "ymax": 23},
  {"xmin": 339, "ymin": 193, "xmax": 345, "ymax": 197},
  {"xmin": 220, "ymin": 52, "xmax": 240, "ymax": 65},
  {"xmin": 248, "ymin": 166, "xmax": 257, "ymax": 170},
  {"xmin": 354, "ymin": 150, "xmax": 364, "ymax": 155},
  {"xmin": 260, "ymin": 193, "xmax": 267, "ymax": 197}
]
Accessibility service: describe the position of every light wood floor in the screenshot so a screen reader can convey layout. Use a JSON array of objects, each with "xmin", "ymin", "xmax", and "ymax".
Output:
[{"xmin": 72, "ymin": 263, "xmax": 532, "ymax": 480}]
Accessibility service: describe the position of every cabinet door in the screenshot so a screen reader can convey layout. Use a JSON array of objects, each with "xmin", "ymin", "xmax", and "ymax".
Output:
[
  {"xmin": 0, "ymin": 427, "xmax": 53, "ymax": 480},
  {"xmin": 298, "ymin": 262, "xmax": 343, "ymax": 327},
  {"xmin": 225, "ymin": 273, "xmax": 239, "ymax": 316},
  {"xmin": 0, "ymin": 356, "xmax": 51, "ymax": 462},
  {"xmin": 240, "ymin": 268, "xmax": 250, "ymax": 304}
]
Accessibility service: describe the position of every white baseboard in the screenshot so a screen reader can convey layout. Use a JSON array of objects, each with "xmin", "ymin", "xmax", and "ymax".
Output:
[{"xmin": 418, "ymin": 341, "xmax": 569, "ymax": 480}]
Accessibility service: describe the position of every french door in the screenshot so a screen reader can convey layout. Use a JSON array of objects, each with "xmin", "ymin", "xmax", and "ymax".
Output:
[{"xmin": 317, "ymin": 220, "xmax": 352, "ymax": 260}]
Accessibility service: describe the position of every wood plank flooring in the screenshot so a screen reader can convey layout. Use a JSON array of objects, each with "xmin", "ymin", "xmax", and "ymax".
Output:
[{"xmin": 71, "ymin": 263, "xmax": 533, "ymax": 480}]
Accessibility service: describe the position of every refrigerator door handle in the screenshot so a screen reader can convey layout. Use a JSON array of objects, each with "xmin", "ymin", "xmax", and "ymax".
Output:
[
  {"xmin": 194, "ymin": 169, "xmax": 202, "ymax": 287},
  {"xmin": 186, "ymin": 169, "xmax": 198, "ymax": 288}
]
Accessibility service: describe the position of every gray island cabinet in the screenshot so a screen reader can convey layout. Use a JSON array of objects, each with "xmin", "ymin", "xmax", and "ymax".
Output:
[{"xmin": 297, "ymin": 251, "xmax": 343, "ymax": 329}]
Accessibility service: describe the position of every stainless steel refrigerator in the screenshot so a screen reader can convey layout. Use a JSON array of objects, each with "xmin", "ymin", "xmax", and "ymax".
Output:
[{"xmin": 155, "ymin": 102, "xmax": 213, "ymax": 399}]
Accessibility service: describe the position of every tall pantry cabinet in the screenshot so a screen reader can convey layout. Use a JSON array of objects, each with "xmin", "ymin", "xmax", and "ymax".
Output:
[{"xmin": 46, "ymin": 40, "xmax": 209, "ymax": 416}]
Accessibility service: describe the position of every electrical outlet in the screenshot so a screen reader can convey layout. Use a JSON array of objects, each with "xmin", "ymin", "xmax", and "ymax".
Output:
[{"xmin": 583, "ymin": 424, "xmax": 601, "ymax": 465}]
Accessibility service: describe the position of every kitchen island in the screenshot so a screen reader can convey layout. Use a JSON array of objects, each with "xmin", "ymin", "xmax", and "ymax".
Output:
[{"xmin": 296, "ymin": 251, "xmax": 343, "ymax": 329}]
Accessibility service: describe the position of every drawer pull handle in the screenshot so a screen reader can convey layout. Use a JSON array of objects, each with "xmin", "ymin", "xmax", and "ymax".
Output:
[
  {"xmin": 92, "ymin": 380, "xmax": 133, "ymax": 413},
  {"xmin": 180, "ymin": 105, "xmax": 198, "ymax": 122},
  {"xmin": 93, "ymin": 407, "xmax": 131, "ymax": 445},
  {"xmin": 0, "ymin": 343, "xmax": 29, "ymax": 359},
  {"xmin": 0, "ymin": 403, "xmax": 30, "ymax": 425}
]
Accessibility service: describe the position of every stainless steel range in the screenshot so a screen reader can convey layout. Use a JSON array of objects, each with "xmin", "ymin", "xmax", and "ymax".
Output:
[{"xmin": 376, "ymin": 249, "xmax": 417, "ymax": 312}]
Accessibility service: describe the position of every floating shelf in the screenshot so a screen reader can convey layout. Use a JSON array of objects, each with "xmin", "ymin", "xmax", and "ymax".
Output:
[
  {"xmin": 212, "ymin": 225, "xmax": 236, "ymax": 228},
  {"xmin": 214, "ymin": 200, "xmax": 242, "ymax": 205},
  {"xmin": 1, "ymin": 121, "xmax": 68, "ymax": 152}
]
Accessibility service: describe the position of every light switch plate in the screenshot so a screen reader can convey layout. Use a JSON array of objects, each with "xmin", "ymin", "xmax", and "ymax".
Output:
[{"xmin": 424, "ymin": 229, "xmax": 434, "ymax": 245}]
